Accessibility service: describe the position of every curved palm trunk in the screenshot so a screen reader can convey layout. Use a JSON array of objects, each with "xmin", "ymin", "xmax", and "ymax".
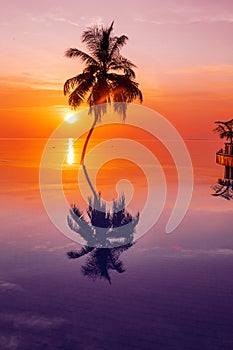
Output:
[
  {"xmin": 80, "ymin": 116, "xmax": 98, "ymax": 164},
  {"xmin": 81, "ymin": 115, "xmax": 98, "ymax": 200},
  {"xmin": 82, "ymin": 163, "xmax": 97, "ymax": 200}
]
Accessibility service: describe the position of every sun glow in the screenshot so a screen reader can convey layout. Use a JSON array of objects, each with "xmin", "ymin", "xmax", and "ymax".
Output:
[{"xmin": 65, "ymin": 113, "xmax": 77, "ymax": 124}]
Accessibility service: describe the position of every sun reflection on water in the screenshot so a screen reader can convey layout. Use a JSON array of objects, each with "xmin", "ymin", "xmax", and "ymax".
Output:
[{"xmin": 67, "ymin": 138, "xmax": 74, "ymax": 165}]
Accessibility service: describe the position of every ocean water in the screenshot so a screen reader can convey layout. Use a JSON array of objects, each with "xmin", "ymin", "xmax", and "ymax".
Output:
[{"xmin": 0, "ymin": 138, "xmax": 232, "ymax": 350}]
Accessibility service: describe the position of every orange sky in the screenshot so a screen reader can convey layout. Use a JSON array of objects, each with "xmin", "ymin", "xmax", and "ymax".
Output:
[{"xmin": 1, "ymin": 0, "xmax": 233, "ymax": 140}]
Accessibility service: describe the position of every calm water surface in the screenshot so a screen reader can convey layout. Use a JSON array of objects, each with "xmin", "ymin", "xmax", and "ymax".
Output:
[{"xmin": 0, "ymin": 138, "xmax": 232, "ymax": 350}]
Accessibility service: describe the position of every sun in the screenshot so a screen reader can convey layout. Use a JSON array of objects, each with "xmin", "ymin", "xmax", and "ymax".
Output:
[{"xmin": 65, "ymin": 113, "xmax": 77, "ymax": 124}]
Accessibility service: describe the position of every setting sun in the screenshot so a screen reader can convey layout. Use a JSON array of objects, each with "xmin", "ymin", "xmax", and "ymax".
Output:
[{"xmin": 65, "ymin": 113, "xmax": 77, "ymax": 124}]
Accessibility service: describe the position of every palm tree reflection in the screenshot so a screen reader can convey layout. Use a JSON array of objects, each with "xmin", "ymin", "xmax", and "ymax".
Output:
[
  {"xmin": 67, "ymin": 243, "xmax": 133, "ymax": 284},
  {"xmin": 212, "ymin": 118, "xmax": 233, "ymax": 200},
  {"xmin": 67, "ymin": 194, "xmax": 139, "ymax": 283},
  {"xmin": 67, "ymin": 193, "xmax": 139, "ymax": 247}
]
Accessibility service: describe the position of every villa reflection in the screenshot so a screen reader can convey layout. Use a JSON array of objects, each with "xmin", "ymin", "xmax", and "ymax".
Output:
[
  {"xmin": 212, "ymin": 144, "xmax": 233, "ymax": 200},
  {"xmin": 212, "ymin": 119, "xmax": 233, "ymax": 200},
  {"xmin": 216, "ymin": 143, "xmax": 233, "ymax": 179},
  {"xmin": 212, "ymin": 178, "xmax": 233, "ymax": 200}
]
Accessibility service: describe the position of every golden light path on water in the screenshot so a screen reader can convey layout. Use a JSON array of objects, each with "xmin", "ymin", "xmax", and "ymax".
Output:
[
  {"xmin": 67, "ymin": 138, "xmax": 74, "ymax": 165},
  {"xmin": 65, "ymin": 114, "xmax": 77, "ymax": 165}
]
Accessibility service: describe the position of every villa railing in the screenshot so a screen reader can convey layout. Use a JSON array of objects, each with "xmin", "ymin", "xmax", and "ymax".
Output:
[{"xmin": 216, "ymin": 151, "xmax": 233, "ymax": 167}]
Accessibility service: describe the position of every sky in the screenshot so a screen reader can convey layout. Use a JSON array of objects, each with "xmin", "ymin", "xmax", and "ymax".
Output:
[{"xmin": 1, "ymin": 0, "xmax": 233, "ymax": 139}]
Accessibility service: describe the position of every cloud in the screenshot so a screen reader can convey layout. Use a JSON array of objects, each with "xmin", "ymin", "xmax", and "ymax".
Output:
[
  {"xmin": 0, "ymin": 280, "xmax": 24, "ymax": 292},
  {"xmin": 2, "ymin": 314, "xmax": 67, "ymax": 330},
  {"xmin": 29, "ymin": 12, "xmax": 104, "ymax": 28},
  {"xmin": 136, "ymin": 245, "xmax": 233, "ymax": 257},
  {"xmin": 201, "ymin": 64, "xmax": 233, "ymax": 75},
  {"xmin": 0, "ymin": 74, "xmax": 62, "ymax": 91},
  {"xmin": 46, "ymin": 13, "xmax": 80, "ymax": 27},
  {"xmin": 29, "ymin": 12, "xmax": 80, "ymax": 27},
  {"xmin": 86, "ymin": 16, "xmax": 104, "ymax": 26},
  {"xmin": 0, "ymin": 313, "xmax": 68, "ymax": 349},
  {"xmin": 163, "ymin": 64, "xmax": 233, "ymax": 76},
  {"xmin": 46, "ymin": 13, "xmax": 104, "ymax": 27},
  {"xmin": 134, "ymin": 15, "xmax": 233, "ymax": 25},
  {"xmin": 186, "ymin": 16, "xmax": 233, "ymax": 24},
  {"xmin": 32, "ymin": 242, "xmax": 77, "ymax": 252},
  {"xmin": 0, "ymin": 335, "xmax": 20, "ymax": 350}
]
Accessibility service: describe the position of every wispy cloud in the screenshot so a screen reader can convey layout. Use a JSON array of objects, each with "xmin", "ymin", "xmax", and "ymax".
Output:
[
  {"xmin": 29, "ymin": 13, "xmax": 80, "ymax": 27},
  {"xmin": 46, "ymin": 13, "xmax": 80, "ymax": 27},
  {"xmin": 32, "ymin": 242, "xmax": 76, "ymax": 252},
  {"xmin": 136, "ymin": 246, "xmax": 233, "ymax": 257},
  {"xmin": 188, "ymin": 15, "xmax": 233, "ymax": 24},
  {"xmin": 0, "ymin": 314, "xmax": 68, "ymax": 349},
  {"xmin": 0, "ymin": 73, "xmax": 62, "ymax": 91},
  {"xmin": 46, "ymin": 13, "xmax": 104, "ymax": 27},
  {"xmin": 0, "ymin": 280, "xmax": 24, "ymax": 292},
  {"xmin": 0, "ymin": 335, "xmax": 19, "ymax": 350},
  {"xmin": 163, "ymin": 64, "xmax": 233, "ymax": 76},
  {"xmin": 135, "ymin": 15, "xmax": 233, "ymax": 25},
  {"xmin": 85, "ymin": 16, "xmax": 104, "ymax": 26},
  {"xmin": 29, "ymin": 13, "xmax": 104, "ymax": 28},
  {"xmin": 1, "ymin": 313, "xmax": 67, "ymax": 329}
]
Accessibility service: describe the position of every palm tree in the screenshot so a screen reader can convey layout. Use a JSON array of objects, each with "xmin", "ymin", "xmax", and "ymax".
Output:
[
  {"xmin": 64, "ymin": 21, "xmax": 143, "ymax": 166},
  {"xmin": 213, "ymin": 119, "xmax": 233, "ymax": 144}
]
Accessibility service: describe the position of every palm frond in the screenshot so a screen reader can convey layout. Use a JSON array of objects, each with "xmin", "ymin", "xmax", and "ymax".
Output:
[
  {"xmin": 67, "ymin": 79, "xmax": 95, "ymax": 109},
  {"xmin": 109, "ymin": 56, "xmax": 136, "ymax": 69},
  {"xmin": 67, "ymin": 207, "xmax": 97, "ymax": 245},
  {"xmin": 64, "ymin": 72, "xmax": 94, "ymax": 96},
  {"xmin": 215, "ymin": 119, "xmax": 233, "ymax": 129},
  {"xmin": 68, "ymin": 92, "xmax": 83, "ymax": 110},
  {"xmin": 67, "ymin": 246, "xmax": 95, "ymax": 259},
  {"xmin": 109, "ymin": 35, "xmax": 128, "ymax": 58},
  {"xmin": 87, "ymin": 79, "xmax": 111, "ymax": 118},
  {"xmin": 81, "ymin": 25, "xmax": 102, "ymax": 57},
  {"xmin": 111, "ymin": 259, "xmax": 125, "ymax": 273},
  {"xmin": 213, "ymin": 121, "xmax": 233, "ymax": 142},
  {"xmin": 108, "ymin": 57, "xmax": 137, "ymax": 78},
  {"xmin": 120, "ymin": 56, "xmax": 137, "ymax": 68},
  {"xmin": 214, "ymin": 120, "xmax": 233, "ymax": 133},
  {"xmin": 109, "ymin": 74, "xmax": 143, "ymax": 103},
  {"xmin": 83, "ymin": 64, "xmax": 99, "ymax": 75},
  {"xmin": 108, "ymin": 64, "xmax": 136, "ymax": 78},
  {"xmin": 65, "ymin": 48, "xmax": 98, "ymax": 65}
]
